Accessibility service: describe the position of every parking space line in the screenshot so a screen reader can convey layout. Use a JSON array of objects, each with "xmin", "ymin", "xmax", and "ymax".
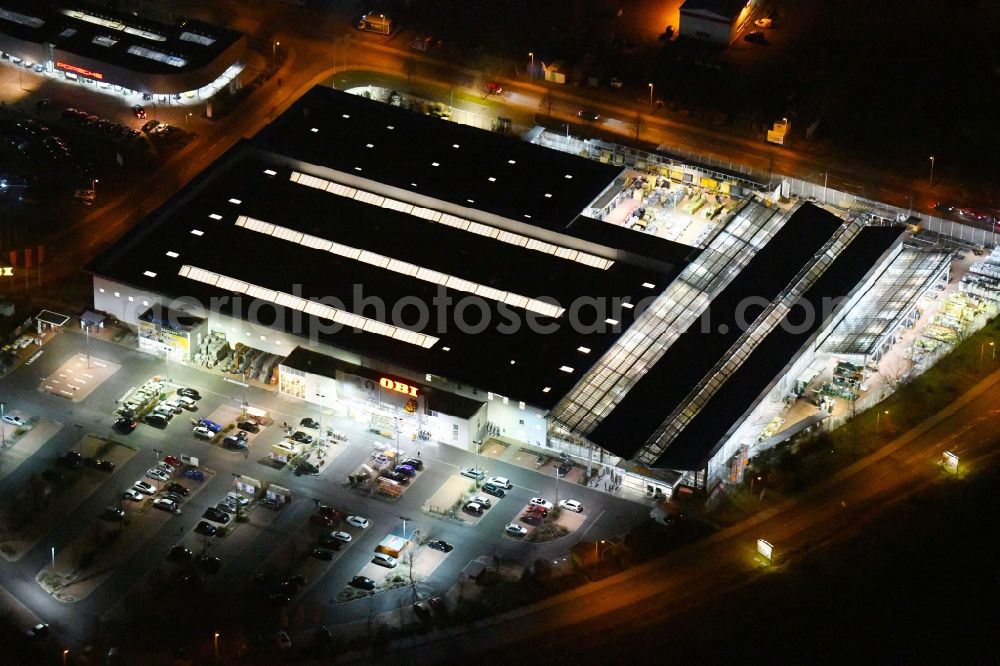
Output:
[{"xmin": 577, "ymin": 509, "xmax": 606, "ymax": 540}]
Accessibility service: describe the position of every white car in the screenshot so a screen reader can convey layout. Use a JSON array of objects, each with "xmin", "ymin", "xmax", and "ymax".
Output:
[
  {"xmin": 122, "ymin": 488, "xmax": 144, "ymax": 501},
  {"xmin": 133, "ymin": 480, "xmax": 156, "ymax": 495},
  {"xmin": 559, "ymin": 499, "xmax": 583, "ymax": 513},
  {"xmin": 2, "ymin": 414, "xmax": 25, "ymax": 427},
  {"xmin": 146, "ymin": 468, "xmax": 169, "ymax": 482},
  {"xmin": 470, "ymin": 495, "xmax": 492, "ymax": 508},
  {"xmin": 192, "ymin": 426, "xmax": 213, "ymax": 439},
  {"xmin": 153, "ymin": 498, "xmax": 181, "ymax": 514},
  {"xmin": 487, "ymin": 476, "xmax": 512, "ymax": 489},
  {"xmin": 157, "ymin": 462, "xmax": 176, "ymax": 474},
  {"xmin": 225, "ymin": 492, "xmax": 250, "ymax": 506},
  {"xmin": 372, "ymin": 553, "xmax": 397, "ymax": 568},
  {"xmin": 460, "ymin": 467, "xmax": 485, "ymax": 480},
  {"xmin": 505, "ymin": 523, "xmax": 527, "ymax": 536},
  {"xmin": 529, "ymin": 497, "xmax": 553, "ymax": 510},
  {"xmin": 331, "ymin": 531, "xmax": 352, "ymax": 542},
  {"xmin": 346, "ymin": 515, "xmax": 369, "ymax": 529}
]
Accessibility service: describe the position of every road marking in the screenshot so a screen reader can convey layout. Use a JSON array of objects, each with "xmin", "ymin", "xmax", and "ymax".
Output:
[{"xmin": 577, "ymin": 509, "xmax": 606, "ymax": 539}]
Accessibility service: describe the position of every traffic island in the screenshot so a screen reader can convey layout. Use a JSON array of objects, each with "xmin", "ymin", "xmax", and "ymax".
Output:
[
  {"xmin": 421, "ymin": 475, "xmax": 486, "ymax": 524},
  {"xmin": 527, "ymin": 508, "xmax": 585, "ymax": 543}
]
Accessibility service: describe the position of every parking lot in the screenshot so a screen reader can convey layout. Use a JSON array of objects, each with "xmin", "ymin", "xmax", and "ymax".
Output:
[{"xmin": 0, "ymin": 330, "xmax": 651, "ymax": 654}]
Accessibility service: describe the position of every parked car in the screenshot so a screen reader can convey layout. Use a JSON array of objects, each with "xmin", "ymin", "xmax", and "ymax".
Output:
[
  {"xmin": 86, "ymin": 458, "xmax": 115, "ymax": 471},
  {"xmin": 198, "ymin": 419, "xmax": 222, "ymax": 433},
  {"xmin": 346, "ymin": 515, "xmax": 370, "ymax": 529},
  {"xmin": 315, "ymin": 535, "xmax": 345, "ymax": 550},
  {"xmin": 349, "ymin": 575, "xmax": 376, "ymax": 590},
  {"xmin": 428, "ymin": 539, "xmax": 453, "ymax": 552},
  {"xmin": 401, "ymin": 457, "xmax": 424, "ymax": 471},
  {"xmin": 163, "ymin": 492, "xmax": 185, "ymax": 504},
  {"xmin": 525, "ymin": 505, "xmax": 548, "ymax": 517},
  {"xmin": 26, "ymin": 623, "xmax": 49, "ymax": 639},
  {"xmin": 486, "ymin": 476, "xmax": 512, "ymax": 489},
  {"xmin": 237, "ymin": 420, "xmax": 260, "ymax": 433},
  {"xmin": 114, "ymin": 417, "xmax": 137, "ymax": 433},
  {"xmin": 146, "ymin": 468, "xmax": 169, "ymax": 482},
  {"xmin": 157, "ymin": 462, "xmax": 176, "ymax": 474},
  {"xmin": 167, "ymin": 545, "xmax": 193, "ymax": 562},
  {"xmin": 223, "ymin": 435, "xmax": 247, "ymax": 449},
  {"xmin": 505, "ymin": 523, "xmax": 528, "ymax": 536},
  {"xmin": 176, "ymin": 387, "xmax": 201, "ymax": 400},
  {"xmin": 299, "ymin": 417, "xmax": 320, "ymax": 429},
  {"xmin": 481, "ymin": 483, "xmax": 506, "ymax": 498},
  {"xmin": 291, "ymin": 431, "xmax": 314, "ymax": 444},
  {"xmin": 310, "ymin": 514, "xmax": 335, "ymax": 528},
  {"xmin": 194, "ymin": 521, "xmax": 218, "ymax": 536},
  {"xmin": 259, "ymin": 498, "xmax": 280, "ymax": 510},
  {"xmin": 744, "ymin": 30, "xmax": 768, "ymax": 44},
  {"xmin": 145, "ymin": 413, "xmax": 168, "ymax": 428},
  {"xmin": 379, "ymin": 469, "xmax": 408, "ymax": 484},
  {"xmin": 577, "ymin": 108, "xmax": 600, "ymax": 121},
  {"xmin": 372, "ymin": 553, "xmax": 397, "ymax": 568},
  {"xmin": 202, "ymin": 507, "xmax": 230, "ymax": 523},
  {"xmin": 330, "ymin": 530, "xmax": 352, "ymax": 542},
  {"xmin": 184, "ymin": 469, "xmax": 205, "ymax": 481},
  {"xmin": 311, "ymin": 547, "xmax": 336, "ymax": 561},
  {"xmin": 2, "ymin": 414, "xmax": 25, "ymax": 427},
  {"xmin": 394, "ymin": 464, "xmax": 416, "ymax": 477},
  {"xmin": 529, "ymin": 497, "xmax": 554, "ymax": 510},
  {"xmin": 133, "ymin": 480, "xmax": 156, "ymax": 495},
  {"xmin": 60, "ymin": 451, "xmax": 83, "ymax": 469},
  {"xmin": 41, "ymin": 470, "xmax": 65, "ymax": 484},
  {"xmin": 226, "ymin": 492, "xmax": 250, "ymax": 506},
  {"xmin": 122, "ymin": 488, "xmax": 143, "ymax": 502},
  {"xmin": 559, "ymin": 499, "xmax": 583, "ymax": 513},
  {"xmin": 463, "ymin": 502, "xmax": 484, "ymax": 516},
  {"xmin": 192, "ymin": 426, "xmax": 213, "ymax": 439},
  {"xmin": 163, "ymin": 455, "xmax": 182, "ymax": 466},
  {"xmin": 198, "ymin": 555, "xmax": 222, "ymax": 574},
  {"xmin": 470, "ymin": 495, "xmax": 492, "ymax": 508},
  {"xmin": 102, "ymin": 506, "xmax": 125, "ymax": 521},
  {"xmin": 141, "ymin": 119, "xmax": 160, "ymax": 133},
  {"xmin": 317, "ymin": 505, "xmax": 342, "ymax": 519},
  {"xmin": 153, "ymin": 498, "xmax": 181, "ymax": 514},
  {"xmin": 460, "ymin": 467, "xmax": 485, "ymax": 480},
  {"xmin": 520, "ymin": 513, "xmax": 542, "ymax": 526},
  {"xmin": 175, "ymin": 396, "xmax": 197, "ymax": 410}
]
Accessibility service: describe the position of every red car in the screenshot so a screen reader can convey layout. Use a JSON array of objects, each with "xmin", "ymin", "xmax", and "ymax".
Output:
[
  {"xmin": 483, "ymin": 82, "xmax": 503, "ymax": 96},
  {"xmin": 131, "ymin": 104, "xmax": 147, "ymax": 119},
  {"xmin": 310, "ymin": 514, "xmax": 334, "ymax": 528},
  {"xmin": 317, "ymin": 505, "xmax": 342, "ymax": 519},
  {"xmin": 525, "ymin": 505, "xmax": 548, "ymax": 517},
  {"xmin": 163, "ymin": 455, "xmax": 182, "ymax": 466}
]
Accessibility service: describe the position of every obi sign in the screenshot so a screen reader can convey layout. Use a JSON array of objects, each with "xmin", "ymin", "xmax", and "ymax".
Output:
[{"xmin": 380, "ymin": 377, "xmax": 418, "ymax": 397}]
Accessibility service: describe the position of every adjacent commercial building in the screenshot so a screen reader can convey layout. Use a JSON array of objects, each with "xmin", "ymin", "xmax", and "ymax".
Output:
[
  {"xmin": 0, "ymin": 1, "xmax": 245, "ymax": 98},
  {"xmin": 88, "ymin": 86, "xmax": 946, "ymax": 495},
  {"xmin": 679, "ymin": 0, "xmax": 756, "ymax": 44}
]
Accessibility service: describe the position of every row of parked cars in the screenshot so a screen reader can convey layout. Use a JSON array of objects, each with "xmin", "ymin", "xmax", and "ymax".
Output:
[{"xmin": 60, "ymin": 106, "xmax": 141, "ymax": 142}]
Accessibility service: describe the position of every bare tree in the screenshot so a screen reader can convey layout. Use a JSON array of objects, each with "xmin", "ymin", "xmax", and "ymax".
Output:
[{"xmin": 879, "ymin": 358, "xmax": 913, "ymax": 393}]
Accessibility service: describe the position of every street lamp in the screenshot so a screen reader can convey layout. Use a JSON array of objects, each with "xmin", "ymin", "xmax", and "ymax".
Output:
[
  {"xmin": 272, "ymin": 40, "xmax": 280, "ymax": 63},
  {"xmin": 876, "ymin": 409, "xmax": 889, "ymax": 430},
  {"xmin": 648, "ymin": 82, "xmax": 654, "ymax": 112},
  {"xmin": 980, "ymin": 340, "xmax": 994, "ymax": 364},
  {"xmin": 62, "ymin": 649, "xmax": 69, "ymax": 666},
  {"xmin": 185, "ymin": 112, "xmax": 193, "ymax": 126},
  {"xmin": 51, "ymin": 545, "xmax": 55, "ymax": 570},
  {"xmin": 929, "ymin": 155, "xmax": 935, "ymax": 186},
  {"xmin": 528, "ymin": 52, "xmax": 534, "ymax": 81},
  {"xmin": 213, "ymin": 632, "xmax": 220, "ymax": 665}
]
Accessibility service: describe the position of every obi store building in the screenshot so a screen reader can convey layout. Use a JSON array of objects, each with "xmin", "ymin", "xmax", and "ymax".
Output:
[
  {"xmin": 88, "ymin": 86, "xmax": 945, "ymax": 497},
  {"xmin": 0, "ymin": 1, "xmax": 245, "ymax": 100}
]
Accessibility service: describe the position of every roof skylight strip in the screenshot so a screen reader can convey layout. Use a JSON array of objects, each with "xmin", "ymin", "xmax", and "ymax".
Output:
[
  {"xmin": 235, "ymin": 216, "xmax": 566, "ymax": 319},
  {"xmin": 0, "ymin": 8, "xmax": 44, "ymax": 28},
  {"xmin": 287, "ymin": 171, "xmax": 613, "ymax": 271},
  {"xmin": 178, "ymin": 265, "xmax": 438, "ymax": 348}
]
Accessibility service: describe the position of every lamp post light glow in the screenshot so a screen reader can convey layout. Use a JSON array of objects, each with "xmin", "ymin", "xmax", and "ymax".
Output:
[
  {"xmin": 528, "ymin": 52, "xmax": 534, "ymax": 81},
  {"xmin": 648, "ymin": 82, "xmax": 654, "ymax": 111},
  {"xmin": 757, "ymin": 538, "xmax": 773, "ymax": 563},
  {"xmin": 929, "ymin": 155, "xmax": 935, "ymax": 186},
  {"xmin": 876, "ymin": 409, "xmax": 889, "ymax": 430}
]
